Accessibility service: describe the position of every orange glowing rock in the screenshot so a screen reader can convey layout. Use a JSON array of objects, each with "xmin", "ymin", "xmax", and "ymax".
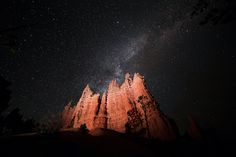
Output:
[
  {"xmin": 62, "ymin": 73, "xmax": 178, "ymax": 140},
  {"xmin": 61, "ymin": 101, "xmax": 75, "ymax": 128}
]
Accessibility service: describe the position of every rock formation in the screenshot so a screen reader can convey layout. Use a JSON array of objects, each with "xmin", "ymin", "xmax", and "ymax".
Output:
[
  {"xmin": 61, "ymin": 101, "xmax": 75, "ymax": 128},
  {"xmin": 187, "ymin": 115, "xmax": 204, "ymax": 141},
  {"xmin": 62, "ymin": 73, "xmax": 178, "ymax": 140}
]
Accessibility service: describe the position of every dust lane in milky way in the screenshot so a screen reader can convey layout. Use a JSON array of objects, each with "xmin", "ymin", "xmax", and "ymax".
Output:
[{"xmin": 99, "ymin": 33, "xmax": 149, "ymax": 90}]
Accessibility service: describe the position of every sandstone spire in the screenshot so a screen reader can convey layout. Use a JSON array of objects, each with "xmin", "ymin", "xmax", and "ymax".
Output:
[
  {"xmin": 72, "ymin": 84, "xmax": 100, "ymax": 129},
  {"xmin": 61, "ymin": 101, "xmax": 75, "ymax": 128},
  {"xmin": 62, "ymin": 73, "xmax": 179, "ymax": 140},
  {"xmin": 94, "ymin": 92, "xmax": 107, "ymax": 128}
]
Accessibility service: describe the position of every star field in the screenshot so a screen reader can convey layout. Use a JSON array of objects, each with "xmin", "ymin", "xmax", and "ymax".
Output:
[{"xmin": 0, "ymin": 0, "xmax": 236, "ymax": 136}]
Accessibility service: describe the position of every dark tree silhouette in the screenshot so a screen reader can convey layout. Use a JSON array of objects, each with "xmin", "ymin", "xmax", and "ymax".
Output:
[
  {"xmin": 35, "ymin": 113, "xmax": 61, "ymax": 135},
  {"xmin": 3, "ymin": 108, "xmax": 35, "ymax": 134},
  {"xmin": 0, "ymin": 76, "xmax": 35, "ymax": 135},
  {"xmin": 126, "ymin": 106, "xmax": 143, "ymax": 134},
  {"xmin": 137, "ymin": 95, "xmax": 153, "ymax": 138},
  {"xmin": 79, "ymin": 123, "xmax": 89, "ymax": 135},
  {"xmin": 3, "ymin": 108, "xmax": 24, "ymax": 134}
]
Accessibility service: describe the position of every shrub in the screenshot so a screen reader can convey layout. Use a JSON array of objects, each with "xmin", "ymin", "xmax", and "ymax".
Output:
[
  {"xmin": 79, "ymin": 123, "xmax": 89, "ymax": 135},
  {"xmin": 35, "ymin": 113, "xmax": 62, "ymax": 135}
]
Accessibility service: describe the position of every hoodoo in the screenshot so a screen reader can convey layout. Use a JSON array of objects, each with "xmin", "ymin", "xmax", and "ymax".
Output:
[{"xmin": 62, "ymin": 73, "xmax": 178, "ymax": 140}]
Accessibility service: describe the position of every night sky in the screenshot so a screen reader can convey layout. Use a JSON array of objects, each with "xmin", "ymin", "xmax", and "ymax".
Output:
[{"xmin": 0, "ymin": 0, "xmax": 236, "ymax": 136}]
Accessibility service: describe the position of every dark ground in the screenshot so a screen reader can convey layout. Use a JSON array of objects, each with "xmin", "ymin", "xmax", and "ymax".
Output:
[{"xmin": 0, "ymin": 129, "xmax": 235, "ymax": 157}]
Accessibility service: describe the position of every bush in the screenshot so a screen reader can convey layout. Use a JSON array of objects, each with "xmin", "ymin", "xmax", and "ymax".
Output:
[
  {"xmin": 35, "ymin": 113, "xmax": 62, "ymax": 135},
  {"xmin": 79, "ymin": 123, "xmax": 89, "ymax": 135}
]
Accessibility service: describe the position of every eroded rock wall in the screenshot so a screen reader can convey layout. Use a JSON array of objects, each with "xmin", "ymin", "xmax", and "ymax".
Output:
[{"xmin": 62, "ymin": 73, "xmax": 178, "ymax": 140}]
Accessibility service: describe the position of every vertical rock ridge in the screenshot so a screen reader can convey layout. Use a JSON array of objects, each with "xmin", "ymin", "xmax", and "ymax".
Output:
[
  {"xmin": 94, "ymin": 91, "xmax": 108, "ymax": 128},
  {"xmin": 95, "ymin": 96, "xmax": 102, "ymax": 116}
]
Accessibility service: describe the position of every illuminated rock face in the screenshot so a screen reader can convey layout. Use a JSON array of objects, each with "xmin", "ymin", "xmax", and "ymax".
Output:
[
  {"xmin": 62, "ymin": 73, "xmax": 178, "ymax": 140},
  {"xmin": 61, "ymin": 102, "xmax": 75, "ymax": 128}
]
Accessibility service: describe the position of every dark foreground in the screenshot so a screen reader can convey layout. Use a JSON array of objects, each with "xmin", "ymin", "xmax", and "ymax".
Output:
[{"xmin": 0, "ymin": 129, "xmax": 235, "ymax": 157}]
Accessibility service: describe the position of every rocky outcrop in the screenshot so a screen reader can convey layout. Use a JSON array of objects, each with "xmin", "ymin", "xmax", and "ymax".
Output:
[
  {"xmin": 61, "ymin": 102, "xmax": 75, "ymax": 128},
  {"xmin": 187, "ymin": 115, "xmax": 204, "ymax": 141},
  {"xmin": 71, "ymin": 84, "xmax": 100, "ymax": 130},
  {"xmin": 94, "ymin": 92, "xmax": 107, "ymax": 129},
  {"xmin": 62, "ymin": 73, "xmax": 178, "ymax": 140}
]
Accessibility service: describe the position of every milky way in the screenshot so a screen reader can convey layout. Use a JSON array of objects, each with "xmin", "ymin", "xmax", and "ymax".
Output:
[
  {"xmin": 92, "ymin": 33, "xmax": 149, "ymax": 92},
  {"xmin": 0, "ymin": 1, "xmax": 236, "ymax": 136}
]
